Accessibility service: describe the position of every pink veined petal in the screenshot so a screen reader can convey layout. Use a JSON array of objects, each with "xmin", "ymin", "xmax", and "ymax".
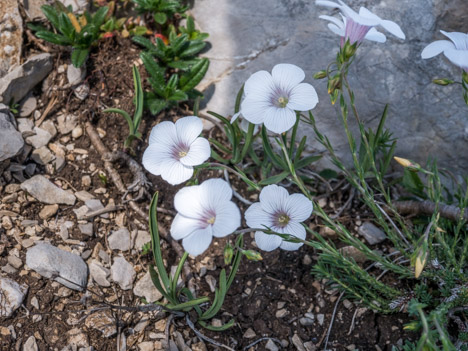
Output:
[
  {"xmin": 379, "ymin": 19, "xmax": 405, "ymax": 40},
  {"xmin": 421, "ymin": 40, "xmax": 455, "ymax": 59},
  {"xmin": 365, "ymin": 28, "xmax": 386, "ymax": 43},
  {"xmin": 175, "ymin": 116, "xmax": 203, "ymax": 145},
  {"xmin": 245, "ymin": 202, "xmax": 275, "ymax": 229},
  {"xmin": 182, "ymin": 226, "xmax": 213, "ymax": 256},
  {"xmin": 244, "ymin": 70, "xmax": 275, "ymax": 97},
  {"xmin": 279, "ymin": 221, "xmax": 306, "ymax": 251},
  {"xmin": 211, "ymin": 201, "xmax": 241, "ymax": 238},
  {"xmin": 287, "ymin": 83, "xmax": 319, "ymax": 111},
  {"xmin": 254, "ymin": 231, "xmax": 282, "ymax": 252},
  {"xmin": 142, "ymin": 143, "xmax": 173, "ymax": 176},
  {"xmin": 174, "ymin": 185, "xmax": 204, "ymax": 218},
  {"xmin": 259, "ymin": 185, "xmax": 289, "ymax": 215},
  {"xmin": 180, "ymin": 137, "xmax": 211, "ymax": 166},
  {"xmin": 199, "ymin": 178, "xmax": 233, "ymax": 209},
  {"xmin": 263, "ymin": 106, "xmax": 297, "ymax": 134},
  {"xmin": 271, "ymin": 64, "xmax": 305, "ymax": 92},
  {"xmin": 240, "ymin": 96, "xmax": 269, "ymax": 125},
  {"xmin": 284, "ymin": 193, "xmax": 313, "ymax": 222},
  {"xmin": 319, "ymin": 15, "xmax": 345, "ymax": 29},
  {"xmin": 444, "ymin": 49, "xmax": 468, "ymax": 70},
  {"xmin": 160, "ymin": 159, "xmax": 194, "ymax": 185},
  {"xmin": 148, "ymin": 121, "xmax": 177, "ymax": 145},
  {"xmin": 171, "ymin": 213, "xmax": 202, "ymax": 240},
  {"xmin": 441, "ymin": 31, "xmax": 468, "ymax": 50}
]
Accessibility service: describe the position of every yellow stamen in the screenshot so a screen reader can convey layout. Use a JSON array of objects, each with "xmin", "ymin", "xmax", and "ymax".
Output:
[
  {"xmin": 178, "ymin": 150, "xmax": 187, "ymax": 158},
  {"xmin": 206, "ymin": 217, "xmax": 216, "ymax": 224},
  {"xmin": 278, "ymin": 214, "xmax": 289, "ymax": 225}
]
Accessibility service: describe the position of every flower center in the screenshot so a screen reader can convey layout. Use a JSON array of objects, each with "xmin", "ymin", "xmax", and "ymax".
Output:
[
  {"xmin": 277, "ymin": 213, "xmax": 290, "ymax": 226},
  {"xmin": 277, "ymin": 96, "xmax": 289, "ymax": 108},
  {"xmin": 206, "ymin": 216, "xmax": 216, "ymax": 224},
  {"xmin": 172, "ymin": 142, "xmax": 190, "ymax": 160},
  {"xmin": 178, "ymin": 150, "xmax": 188, "ymax": 158}
]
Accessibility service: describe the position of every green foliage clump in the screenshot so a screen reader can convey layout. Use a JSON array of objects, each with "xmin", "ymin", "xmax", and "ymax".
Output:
[{"xmin": 132, "ymin": 0, "xmax": 188, "ymax": 25}]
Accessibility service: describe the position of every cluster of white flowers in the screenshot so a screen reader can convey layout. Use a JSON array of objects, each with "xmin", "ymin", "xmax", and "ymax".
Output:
[{"xmin": 140, "ymin": 0, "xmax": 463, "ymax": 257}]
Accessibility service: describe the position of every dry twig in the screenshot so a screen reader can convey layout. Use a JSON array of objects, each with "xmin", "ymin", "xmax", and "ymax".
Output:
[{"xmin": 394, "ymin": 200, "xmax": 468, "ymax": 222}]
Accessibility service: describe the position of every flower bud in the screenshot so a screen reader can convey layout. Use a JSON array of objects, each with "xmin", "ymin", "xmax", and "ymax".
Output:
[
  {"xmin": 224, "ymin": 243, "xmax": 234, "ymax": 265},
  {"xmin": 432, "ymin": 78, "xmax": 454, "ymax": 86},
  {"xmin": 242, "ymin": 250, "xmax": 263, "ymax": 261},
  {"xmin": 314, "ymin": 70, "xmax": 327, "ymax": 80},
  {"xmin": 394, "ymin": 156, "xmax": 420, "ymax": 172}
]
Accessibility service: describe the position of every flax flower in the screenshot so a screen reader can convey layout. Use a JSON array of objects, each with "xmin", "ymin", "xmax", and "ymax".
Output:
[
  {"xmin": 245, "ymin": 185, "xmax": 313, "ymax": 251},
  {"xmin": 142, "ymin": 116, "xmax": 210, "ymax": 185},
  {"xmin": 240, "ymin": 64, "xmax": 318, "ymax": 134},
  {"xmin": 171, "ymin": 179, "xmax": 241, "ymax": 256},
  {"xmin": 317, "ymin": 0, "xmax": 405, "ymax": 45},
  {"xmin": 421, "ymin": 31, "xmax": 468, "ymax": 72}
]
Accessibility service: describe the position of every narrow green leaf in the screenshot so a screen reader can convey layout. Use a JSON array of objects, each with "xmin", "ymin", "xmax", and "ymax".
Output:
[
  {"xmin": 261, "ymin": 127, "xmax": 287, "ymax": 169},
  {"xmin": 180, "ymin": 40, "xmax": 206, "ymax": 58},
  {"xmin": 201, "ymin": 270, "xmax": 227, "ymax": 320},
  {"xmin": 198, "ymin": 319, "xmax": 235, "ymax": 331},
  {"xmin": 132, "ymin": 65, "xmax": 144, "ymax": 131},
  {"xmin": 146, "ymin": 97, "xmax": 168, "ymax": 117},
  {"xmin": 132, "ymin": 35, "xmax": 157, "ymax": 52},
  {"xmin": 227, "ymin": 235, "xmax": 243, "ymax": 290},
  {"xmin": 35, "ymin": 31, "xmax": 71, "ymax": 46},
  {"xmin": 295, "ymin": 155, "xmax": 322, "ymax": 170},
  {"xmin": 234, "ymin": 84, "xmax": 244, "ymax": 113},
  {"xmin": 258, "ymin": 171, "xmax": 290, "ymax": 185},
  {"xmin": 167, "ymin": 297, "xmax": 210, "ymax": 311},
  {"xmin": 40, "ymin": 5, "xmax": 60, "ymax": 28},
  {"xmin": 149, "ymin": 265, "xmax": 171, "ymax": 302},
  {"xmin": 71, "ymin": 48, "xmax": 89, "ymax": 68},
  {"xmin": 92, "ymin": 6, "xmax": 109, "ymax": 27},
  {"xmin": 103, "ymin": 108, "xmax": 134, "ymax": 135},
  {"xmin": 179, "ymin": 58, "xmax": 209, "ymax": 92}
]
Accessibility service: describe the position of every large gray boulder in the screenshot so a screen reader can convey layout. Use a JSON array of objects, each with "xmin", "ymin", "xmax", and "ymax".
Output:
[
  {"xmin": 192, "ymin": 0, "xmax": 468, "ymax": 174},
  {"xmin": 0, "ymin": 0, "xmax": 23, "ymax": 76}
]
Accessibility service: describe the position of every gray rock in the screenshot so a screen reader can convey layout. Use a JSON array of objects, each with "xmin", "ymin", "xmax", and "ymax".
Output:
[
  {"xmin": 317, "ymin": 314, "xmax": 325, "ymax": 326},
  {"xmin": 108, "ymin": 228, "xmax": 131, "ymax": 251},
  {"xmin": 78, "ymin": 222, "xmax": 93, "ymax": 236},
  {"xmin": 62, "ymin": 0, "xmax": 89, "ymax": 12},
  {"xmin": 0, "ymin": 109, "xmax": 24, "ymax": 161},
  {"xmin": 266, "ymin": 339, "xmax": 279, "ymax": 351},
  {"xmin": 25, "ymin": 127, "xmax": 53, "ymax": 149},
  {"xmin": 41, "ymin": 120, "xmax": 57, "ymax": 138},
  {"xmin": 23, "ymin": 336, "xmax": 38, "ymax": 351},
  {"xmin": 19, "ymin": 94, "xmax": 37, "ymax": 117},
  {"xmin": 67, "ymin": 65, "xmax": 86, "ymax": 86},
  {"xmin": 89, "ymin": 260, "xmax": 111, "ymax": 287},
  {"xmin": 17, "ymin": 118, "xmax": 34, "ymax": 133},
  {"xmin": 0, "ymin": 277, "xmax": 28, "ymax": 317},
  {"xmin": 192, "ymin": 0, "xmax": 468, "ymax": 174},
  {"xmin": 21, "ymin": 0, "xmax": 48, "ymax": 20},
  {"xmin": 57, "ymin": 113, "xmax": 79, "ymax": 135},
  {"xmin": 75, "ymin": 190, "xmax": 95, "ymax": 202},
  {"xmin": 0, "ymin": 54, "xmax": 53, "ymax": 104},
  {"xmin": 134, "ymin": 230, "xmax": 151, "ymax": 250},
  {"xmin": 358, "ymin": 222, "xmax": 387, "ymax": 245},
  {"xmin": 111, "ymin": 256, "xmax": 135, "ymax": 290},
  {"xmin": 21, "ymin": 175, "xmax": 76, "ymax": 205},
  {"xmin": 133, "ymin": 271, "xmax": 163, "ymax": 302},
  {"xmin": 26, "ymin": 243, "xmax": 88, "ymax": 291},
  {"xmin": 31, "ymin": 146, "xmax": 55, "ymax": 165},
  {"xmin": 84, "ymin": 199, "xmax": 108, "ymax": 218},
  {"xmin": 0, "ymin": 0, "xmax": 22, "ymax": 75}
]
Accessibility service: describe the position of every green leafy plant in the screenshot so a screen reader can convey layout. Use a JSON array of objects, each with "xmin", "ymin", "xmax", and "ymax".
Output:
[
  {"xmin": 103, "ymin": 65, "xmax": 144, "ymax": 151},
  {"xmin": 29, "ymin": 2, "xmax": 108, "ymax": 67},
  {"xmin": 178, "ymin": 16, "xmax": 209, "ymax": 41},
  {"xmin": 132, "ymin": 0, "xmax": 188, "ymax": 25},
  {"xmin": 140, "ymin": 51, "xmax": 209, "ymax": 115}
]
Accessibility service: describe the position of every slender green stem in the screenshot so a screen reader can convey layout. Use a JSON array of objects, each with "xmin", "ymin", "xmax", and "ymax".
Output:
[
  {"xmin": 171, "ymin": 251, "xmax": 188, "ymax": 301},
  {"xmin": 238, "ymin": 122, "xmax": 255, "ymax": 162}
]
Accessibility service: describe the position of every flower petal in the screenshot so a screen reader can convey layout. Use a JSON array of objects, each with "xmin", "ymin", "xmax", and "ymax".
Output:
[
  {"xmin": 279, "ymin": 222, "xmax": 306, "ymax": 251},
  {"xmin": 245, "ymin": 202, "xmax": 274, "ymax": 229},
  {"xmin": 142, "ymin": 143, "xmax": 172, "ymax": 176},
  {"xmin": 212, "ymin": 201, "xmax": 241, "ymax": 237},
  {"xmin": 263, "ymin": 106, "xmax": 297, "ymax": 134},
  {"xmin": 240, "ymin": 95, "xmax": 269, "ymax": 125},
  {"xmin": 444, "ymin": 48, "xmax": 468, "ymax": 70},
  {"xmin": 441, "ymin": 31, "xmax": 468, "ymax": 50},
  {"xmin": 231, "ymin": 112, "xmax": 241, "ymax": 123},
  {"xmin": 182, "ymin": 226, "xmax": 213, "ymax": 256},
  {"xmin": 174, "ymin": 185, "xmax": 204, "ymax": 218},
  {"xmin": 327, "ymin": 23, "xmax": 345, "ymax": 37},
  {"xmin": 259, "ymin": 185, "xmax": 289, "ymax": 215},
  {"xmin": 160, "ymin": 159, "xmax": 194, "ymax": 185},
  {"xmin": 254, "ymin": 231, "xmax": 282, "ymax": 252},
  {"xmin": 180, "ymin": 137, "xmax": 210, "ymax": 166},
  {"xmin": 171, "ymin": 213, "xmax": 201, "ymax": 240},
  {"xmin": 319, "ymin": 15, "xmax": 345, "ymax": 29},
  {"xmin": 287, "ymin": 83, "xmax": 319, "ymax": 111},
  {"xmin": 148, "ymin": 121, "xmax": 177, "ymax": 145},
  {"xmin": 272, "ymin": 64, "xmax": 305, "ymax": 92},
  {"xmin": 379, "ymin": 19, "xmax": 405, "ymax": 39},
  {"xmin": 316, "ymin": 0, "xmax": 341, "ymax": 9},
  {"xmin": 175, "ymin": 116, "xmax": 203, "ymax": 145},
  {"xmin": 200, "ymin": 178, "xmax": 233, "ymax": 209},
  {"xmin": 244, "ymin": 70, "xmax": 275, "ymax": 97},
  {"xmin": 365, "ymin": 27, "xmax": 386, "ymax": 43},
  {"xmin": 285, "ymin": 193, "xmax": 313, "ymax": 222},
  {"xmin": 421, "ymin": 40, "xmax": 455, "ymax": 59}
]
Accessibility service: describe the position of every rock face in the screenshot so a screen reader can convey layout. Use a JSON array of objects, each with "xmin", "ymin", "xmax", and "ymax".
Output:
[
  {"xmin": 26, "ymin": 243, "xmax": 88, "ymax": 291},
  {"xmin": 21, "ymin": 175, "xmax": 76, "ymax": 205},
  {"xmin": 0, "ymin": 54, "xmax": 53, "ymax": 104},
  {"xmin": 0, "ymin": 106, "xmax": 24, "ymax": 161},
  {"xmin": 0, "ymin": 277, "xmax": 28, "ymax": 317},
  {"xmin": 192, "ymin": 0, "xmax": 468, "ymax": 174},
  {"xmin": 0, "ymin": 0, "xmax": 23, "ymax": 76}
]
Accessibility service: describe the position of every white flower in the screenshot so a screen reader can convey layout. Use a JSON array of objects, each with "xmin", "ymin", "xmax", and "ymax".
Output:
[
  {"xmin": 231, "ymin": 112, "xmax": 261, "ymax": 134},
  {"xmin": 245, "ymin": 185, "xmax": 313, "ymax": 252},
  {"xmin": 239, "ymin": 64, "xmax": 318, "ymax": 134},
  {"xmin": 317, "ymin": 0, "xmax": 405, "ymax": 45},
  {"xmin": 421, "ymin": 31, "xmax": 468, "ymax": 72},
  {"xmin": 142, "ymin": 116, "xmax": 211, "ymax": 185},
  {"xmin": 171, "ymin": 178, "xmax": 241, "ymax": 256}
]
